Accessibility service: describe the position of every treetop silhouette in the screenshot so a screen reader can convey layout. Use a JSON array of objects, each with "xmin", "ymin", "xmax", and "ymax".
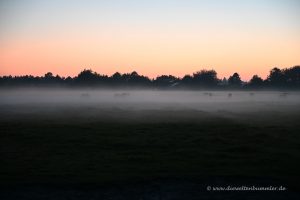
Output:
[{"xmin": 1, "ymin": 66, "xmax": 299, "ymax": 89}]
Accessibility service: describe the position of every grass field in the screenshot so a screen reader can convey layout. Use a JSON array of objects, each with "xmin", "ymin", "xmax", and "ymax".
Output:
[{"xmin": 1, "ymin": 90, "xmax": 300, "ymax": 199}]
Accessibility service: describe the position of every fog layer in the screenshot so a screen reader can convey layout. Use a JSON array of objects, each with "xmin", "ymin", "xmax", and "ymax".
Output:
[{"xmin": 1, "ymin": 89, "xmax": 300, "ymax": 124}]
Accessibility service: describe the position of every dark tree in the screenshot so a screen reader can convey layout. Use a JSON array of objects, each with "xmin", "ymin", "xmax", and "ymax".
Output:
[
  {"xmin": 154, "ymin": 75, "xmax": 179, "ymax": 88},
  {"xmin": 65, "ymin": 76, "xmax": 73, "ymax": 85},
  {"xmin": 283, "ymin": 66, "xmax": 300, "ymax": 88},
  {"xmin": 228, "ymin": 73, "xmax": 242, "ymax": 88},
  {"xmin": 110, "ymin": 72, "xmax": 122, "ymax": 86},
  {"xmin": 112, "ymin": 72, "xmax": 122, "ymax": 80},
  {"xmin": 45, "ymin": 72, "xmax": 54, "ymax": 79},
  {"xmin": 75, "ymin": 69, "xmax": 109, "ymax": 86},
  {"xmin": 1, "ymin": 66, "xmax": 300, "ymax": 89},
  {"xmin": 42, "ymin": 72, "xmax": 63, "ymax": 85},
  {"xmin": 248, "ymin": 75, "xmax": 264, "ymax": 88},
  {"xmin": 181, "ymin": 75, "xmax": 193, "ymax": 87},
  {"xmin": 76, "ymin": 69, "xmax": 98, "ymax": 81},
  {"xmin": 266, "ymin": 68, "xmax": 286, "ymax": 88},
  {"xmin": 220, "ymin": 77, "xmax": 228, "ymax": 87},
  {"xmin": 192, "ymin": 69, "xmax": 219, "ymax": 88},
  {"xmin": 127, "ymin": 71, "xmax": 151, "ymax": 87}
]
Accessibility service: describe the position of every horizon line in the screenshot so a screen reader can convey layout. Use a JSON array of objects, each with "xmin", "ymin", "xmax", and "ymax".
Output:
[{"xmin": 1, "ymin": 65, "xmax": 299, "ymax": 81}]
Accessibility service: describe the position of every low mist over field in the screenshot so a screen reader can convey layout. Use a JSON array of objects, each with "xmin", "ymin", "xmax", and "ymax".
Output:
[
  {"xmin": 1, "ymin": 89, "xmax": 300, "ymax": 123},
  {"xmin": 1, "ymin": 89, "xmax": 300, "ymax": 199}
]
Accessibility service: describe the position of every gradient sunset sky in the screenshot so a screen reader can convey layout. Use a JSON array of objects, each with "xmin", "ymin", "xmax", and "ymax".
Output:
[{"xmin": 0, "ymin": 0, "xmax": 299, "ymax": 80}]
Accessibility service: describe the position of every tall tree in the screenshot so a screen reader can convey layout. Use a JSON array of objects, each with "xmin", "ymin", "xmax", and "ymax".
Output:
[
  {"xmin": 248, "ymin": 75, "xmax": 264, "ymax": 88},
  {"xmin": 283, "ymin": 66, "xmax": 300, "ymax": 88},
  {"xmin": 154, "ymin": 75, "xmax": 178, "ymax": 88},
  {"xmin": 192, "ymin": 69, "xmax": 219, "ymax": 88},
  {"xmin": 267, "ymin": 67, "xmax": 285, "ymax": 87},
  {"xmin": 228, "ymin": 72, "xmax": 242, "ymax": 88}
]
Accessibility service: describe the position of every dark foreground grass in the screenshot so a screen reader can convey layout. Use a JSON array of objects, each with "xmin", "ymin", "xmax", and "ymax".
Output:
[
  {"xmin": 1, "ymin": 118, "xmax": 300, "ymax": 183},
  {"xmin": 1, "ymin": 114, "xmax": 300, "ymax": 199}
]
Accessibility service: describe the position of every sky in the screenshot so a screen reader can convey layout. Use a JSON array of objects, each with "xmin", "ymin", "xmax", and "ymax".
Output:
[{"xmin": 0, "ymin": 0, "xmax": 299, "ymax": 80}]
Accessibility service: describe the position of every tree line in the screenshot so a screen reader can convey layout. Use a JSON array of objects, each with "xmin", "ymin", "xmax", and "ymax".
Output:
[{"xmin": 0, "ymin": 66, "xmax": 299, "ymax": 89}]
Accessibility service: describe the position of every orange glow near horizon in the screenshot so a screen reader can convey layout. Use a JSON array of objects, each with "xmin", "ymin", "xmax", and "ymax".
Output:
[
  {"xmin": 1, "ymin": 32, "xmax": 299, "ymax": 81},
  {"xmin": 1, "ymin": 0, "xmax": 299, "ymax": 81}
]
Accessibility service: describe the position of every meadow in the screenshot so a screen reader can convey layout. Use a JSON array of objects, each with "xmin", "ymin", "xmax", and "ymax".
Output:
[{"xmin": 1, "ymin": 89, "xmax": 300, "ymax": 199}]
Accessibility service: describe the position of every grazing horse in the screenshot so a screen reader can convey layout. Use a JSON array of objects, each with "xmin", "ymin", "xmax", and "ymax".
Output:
[
  {"xmin": 204, "ymin": 92, "xmax": 212, "ymax": 97},
  {"xmin": 114, "ymin": 92, "xmax": 130, "ymax": 98},
  {"xmin": 279, "ymin": 93, "xmax": 288, "ymax": 98},
  {"xmin": 81, "ymin": 93, "xmax": 90, "ymax": 98}
]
